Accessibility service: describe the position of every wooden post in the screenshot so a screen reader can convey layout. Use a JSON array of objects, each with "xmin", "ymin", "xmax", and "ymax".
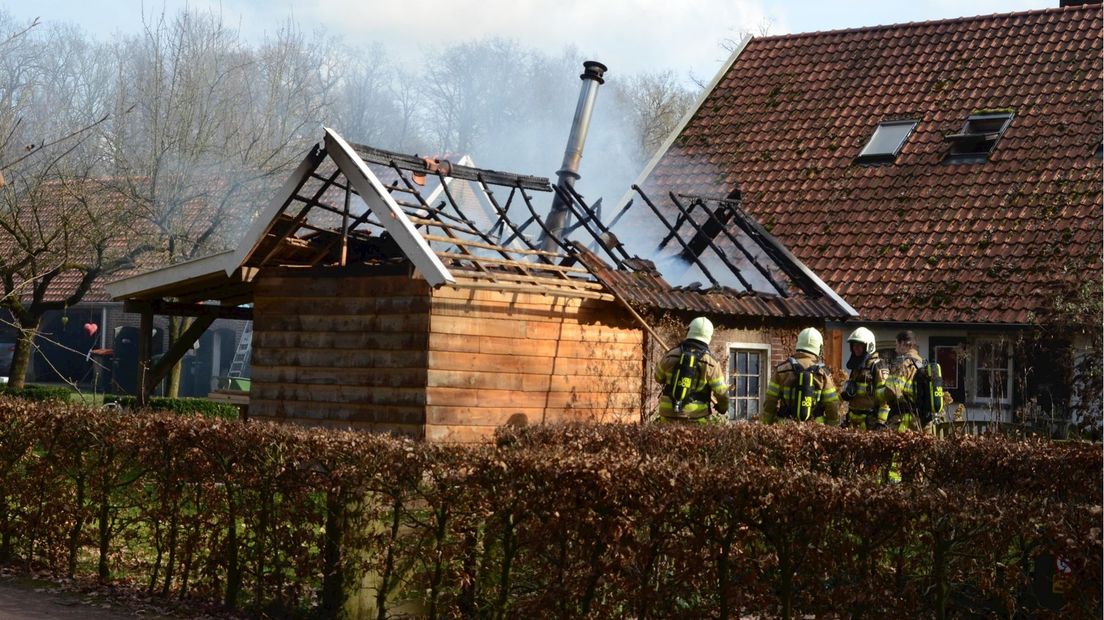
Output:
[
  {"xmin": 137, "ymin": 304, "xmax": 153, "ymax": 406},
  {"xmin": 145, "ymin": 314, "xmax": 215, "ymax": 395}
]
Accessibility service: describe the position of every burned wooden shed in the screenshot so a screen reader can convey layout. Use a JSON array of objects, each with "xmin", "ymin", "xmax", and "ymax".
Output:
[{"xmin": 107, "ymin": 127, "xmax": 854, "ymax": 441}]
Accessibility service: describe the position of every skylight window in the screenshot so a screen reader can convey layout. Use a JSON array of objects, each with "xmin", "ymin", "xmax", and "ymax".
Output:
[
  {"xmin": 855, "ymin": 120, "xmax": 918, "ymax": 164},
  {"xmin": 944, "ymin": 112, "xmax": 1013, "ymax": 163}
]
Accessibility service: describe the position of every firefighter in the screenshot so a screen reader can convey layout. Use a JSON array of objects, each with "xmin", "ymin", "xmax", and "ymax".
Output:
[
  {"xmin": 884, "ymin": 330, "xmax": 943, "ymax": 483},
  {"xmin": 761, "ymin": 327, "xmax": 840, "ymax": 425},
  {"xmin": 839, "ymin": 327, "xmax": 889, "ymax": 430},
  {"xmin": 654, "ymin": 317, "xmax": 730, "ymax": 423},
  {"xmin": 885, "ymin": 330, "xmax": 931, "ymax": 434}
]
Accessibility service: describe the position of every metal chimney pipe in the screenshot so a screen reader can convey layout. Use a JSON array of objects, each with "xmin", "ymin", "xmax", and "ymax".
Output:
[{"xmin": 541, "ymin": 60, "xmax": 607, "ymax": 251}]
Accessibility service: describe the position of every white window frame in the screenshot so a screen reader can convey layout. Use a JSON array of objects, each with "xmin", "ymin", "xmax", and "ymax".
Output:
[
  {"xmin": 971, "ymin": 338, "xmax": 1013, "ymax": 406},
  {"xmin": 726, "ymin": 342, "xmax": 771, "ymax": 421}
]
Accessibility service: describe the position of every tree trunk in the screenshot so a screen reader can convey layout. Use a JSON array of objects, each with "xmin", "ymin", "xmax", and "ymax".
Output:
[
  {"xmin": 165, "ymin": 317, "xmax": 192, "ymax": 398},
  {"xmin": 7, "ymin": 317, "xmax": 41, "ymax": 390}
]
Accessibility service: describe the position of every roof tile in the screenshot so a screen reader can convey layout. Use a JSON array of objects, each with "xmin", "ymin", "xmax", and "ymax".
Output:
[{"xmin": 643, "ymin": 5, "xmax": 1102, "ymax": 324}]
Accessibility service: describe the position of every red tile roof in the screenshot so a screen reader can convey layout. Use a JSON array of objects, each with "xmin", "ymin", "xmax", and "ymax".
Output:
[
  {"xmin": 1, "ymin": 179, "xmax": 213, "ymax": 304},
  {"xmin": 642, "ymin": 5, "xmax": 1102, "ymax": 325}
]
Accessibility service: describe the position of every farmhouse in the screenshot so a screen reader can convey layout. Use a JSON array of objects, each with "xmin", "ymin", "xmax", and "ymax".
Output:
[
  {"xmin": 0, "ymin": 178, "xmax": 247, "ymax": 395},
  {"xmin": 632, "ymin": 3, "xmax": 1102, "ymax": 424},
  {"xmin": 106, "ymin": 127, "xmax": 854, "ymax": 441}
]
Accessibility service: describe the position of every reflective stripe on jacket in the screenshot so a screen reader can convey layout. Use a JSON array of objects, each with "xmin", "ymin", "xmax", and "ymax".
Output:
[
  {"xmin": 886, "ymin": 349, "xmax": 923, "ymax": 414},
  {"xmin": 762, "ymin": 351, "xmax": 840, "ymax": 425},
  {"xmin": 655, "ymin": 342, "xmax": 729, "ymax": 418},
  {"xmin": 847, "ymin": 354, "xmax": 891, "ymax": 423}
]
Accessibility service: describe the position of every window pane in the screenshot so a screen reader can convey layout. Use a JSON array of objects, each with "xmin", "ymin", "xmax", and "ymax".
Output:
[
  {"xmin": 748, "ymin": 399, "xmax": 759, "ymax": 415},
  {"xmin": 737, "ymin": 376, "xmax": 748, "ymax": 396},
  {"xmin": 749, "ymin": 377, "xmax": 759, "ymax": 396},
  {"xmin": 978, "ymin": 370, "xmax": 992, "ymax": 398},
  {"xmin": 858, "ymin": 121, "xmax": 917, "ymax": 158},
  {"xmin": 737, "ymin": 352, "xmax": 748, "ymax": 374},
  {"xmin": 977, "ymin": 342, "xmax": 995, "ymax": 368},
  {"xmin": 977, "ymin": 341, "xmax": 1009, "ymax": 370},
  {"xmin": 749, "ymin": 352, "xmax": 760, "ymax": 374},
  {"xmin": 967, "ymin": 114, "xmax": 1009, "ymax": 134},
  {"xmin": 995, "ymin": 345, "xmax": 1009, "ymax": 367},
  {"xmin": 992, "ymin": 371, "xmax": 1008, "ymax": 398}
]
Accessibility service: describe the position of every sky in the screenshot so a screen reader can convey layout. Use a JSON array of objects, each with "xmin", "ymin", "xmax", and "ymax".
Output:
[{"xmin": 5, "ymin": 0, "xmax": 1050, "ymax": 86}]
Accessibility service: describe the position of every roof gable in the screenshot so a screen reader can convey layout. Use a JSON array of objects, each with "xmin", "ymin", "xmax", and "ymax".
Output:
[
  {"xmin": 642, "ymin": 5, "xmax": 1103, "ymax": 324},
  {"xmin": 109, "ymin": 130, "xmax": 857, "ymax": 321}
]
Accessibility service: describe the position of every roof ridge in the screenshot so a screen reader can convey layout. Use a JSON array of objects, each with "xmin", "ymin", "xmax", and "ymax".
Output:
[{"xmin": 757, "ymin": 3, "xmax": 1100, "ymax": 43}]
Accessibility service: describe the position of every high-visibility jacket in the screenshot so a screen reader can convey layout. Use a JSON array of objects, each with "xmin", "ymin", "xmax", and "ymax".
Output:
[
  {"xmin": 654, "ymin": 341, "xmax": 729, "ymax": 419},
  {"xmin": 845, "ymin": 353, "xmax": 890, "ymax": 425},
  {"xmin": 886, "ymin": 349, "xmax": 926, "ymax": 432},
  {"xmin": 886, "ymin": 350, "xmax": 923, "ymax": 410},
  {"xmin": 762, "ymin": 351, "xmax": 840, "ymax": 425}
]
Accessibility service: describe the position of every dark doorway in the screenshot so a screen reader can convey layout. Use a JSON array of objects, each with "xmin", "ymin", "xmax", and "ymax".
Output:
[{"xmin": 929, "ymin": 337, "xmax": 967, "ymax": 405}]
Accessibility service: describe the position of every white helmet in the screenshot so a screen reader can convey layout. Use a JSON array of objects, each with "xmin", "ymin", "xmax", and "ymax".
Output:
[
  {"xmin": 686, "ymin": 316, "xmax": 714, "ymax": 345},
  {"xmin": 796, "ymin": 327, "xmax": 823, "ymax": 356},
  {"xmin": 846, "ymin": 327, "xmax": 877, "ymax": 355}
]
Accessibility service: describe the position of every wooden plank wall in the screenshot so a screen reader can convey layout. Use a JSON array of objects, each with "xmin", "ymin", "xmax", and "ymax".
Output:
[
  {"xmin": 425, "ymin": 286, "xmax": 644, "ymax": 443},
  {"xmin": 250, "ymin": 271, "xmax": 431, "ymax": 437}
]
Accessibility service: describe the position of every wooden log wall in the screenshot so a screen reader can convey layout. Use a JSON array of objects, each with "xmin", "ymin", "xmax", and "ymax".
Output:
[
  {"xmin": 250, "ymin": 270, "xmax": 431, "ymax": 437},
  {"xmin": 425, "ymin": 286, "xmax": 644, "ymax": 443}
]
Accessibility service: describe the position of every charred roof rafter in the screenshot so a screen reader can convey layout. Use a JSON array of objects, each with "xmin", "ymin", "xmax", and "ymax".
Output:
[{"xmin": 676, "ymin": 194, "xmax": 791, "ymax": 298}]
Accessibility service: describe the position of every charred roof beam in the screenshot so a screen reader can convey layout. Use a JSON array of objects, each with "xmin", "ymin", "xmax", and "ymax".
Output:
[
  {"xmin": 631, "ymin": 185, "xmax": 722, "ymax": 289},
  {"xmin": 433, "ymin": 170, "xmax": 525, "ymax": 268},
  {"xmin": 352, "ymin": 142, "xmax": 551, "ymax": 191},
  {"xmin": 560, "ymin": 183, "xmax": 634, "ymax": 265},
  {"xmin": 254, "ymin": 168, "xmax": 342, "ymax": 266},
  {"xmin": 517, "ymin": 181, "xmax": 578, "ymax": 264},
  {"xmin": 668, "ymin": 193, "xmax": 754, "ymax": 292},
  {"xmin": 679, "ymin": 194, "xmax": 791, "ymax": 298},
  {"xmin": 385, "ymin": 160, "xmax": 514, "ymax": 266},
  {"xmin": 476, "ymin": 176, "xmax": 552, "ymax": 263},
  {"xmin": 551, "ymin": 185, "xmax": 628, "ymax": 270},
  {"xmin": 721, "ymin": 198, "xmax": 826, "ymax": 297}
]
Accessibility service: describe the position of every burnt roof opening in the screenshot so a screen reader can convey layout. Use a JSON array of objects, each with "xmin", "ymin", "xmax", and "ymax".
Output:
[{"xmin": 684, "ymin": 201, "xmax": 735, "ymax": 258}]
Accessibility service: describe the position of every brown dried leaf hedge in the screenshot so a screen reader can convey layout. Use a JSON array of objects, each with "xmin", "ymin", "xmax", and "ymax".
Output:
[{"xmin": 0, "ymin": 397, "xmax": 1099, "ymax": 619}]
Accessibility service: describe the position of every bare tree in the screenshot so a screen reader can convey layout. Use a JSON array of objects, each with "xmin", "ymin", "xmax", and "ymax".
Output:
[
  {"xmin": 610, "ymin": 70, "xmax": 698, "ymax": 163},
  {"xmin": 0, "ymin": 13, "xmax": 133, "ymax": 388},
  {"xmin": 101, "ymin": 9, "xmax": 340, "ymax": 395},
  {"xmin": 420, "ymin": 38, "xmax": 535, "ymax": 155},
  {"xmin": 330, "ymin": 43, "xmax": 424, "ymax": 151}
]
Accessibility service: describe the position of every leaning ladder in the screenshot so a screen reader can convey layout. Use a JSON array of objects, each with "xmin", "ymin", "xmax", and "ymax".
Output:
[{"xmin": 227, "ymin": 321, "xmax": 253, "ymax": 379}]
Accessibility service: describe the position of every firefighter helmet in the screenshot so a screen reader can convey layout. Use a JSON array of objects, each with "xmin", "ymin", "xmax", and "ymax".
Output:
[
  {"xmin": 686, "ymin": 316, "xmax": 714, "ymax": 345},
  {"xmin": 796, "ymin": 327, "xmax": 823, "ymax": 356},
  {"xmin": 846, "ymin": 327, "xmax": 877, "ymax": 355}
]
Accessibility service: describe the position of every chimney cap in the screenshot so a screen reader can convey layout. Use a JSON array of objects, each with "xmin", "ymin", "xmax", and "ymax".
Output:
[{"xmin": 581, "ymin": 60, "xmax": 608, "ymax": 84}]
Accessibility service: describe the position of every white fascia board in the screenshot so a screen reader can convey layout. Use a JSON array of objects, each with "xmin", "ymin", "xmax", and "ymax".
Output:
[
  {"xmin": 612, "ymin": 35, "xmax": 754, "ymax": 211},
  {"xmin": 106, "ymin": 251, "xmax": 237, "ymax": 300},
  {"xmin": 226, "ymin": 144, "xmax": 328, "ymax": 275},
  {"xmin": 324, "ymin": 128, "xmax": 454, "ymax": 287},
  {"xmin": 805, "ymin": 270, "xmax": 859, "ymax": 318}
]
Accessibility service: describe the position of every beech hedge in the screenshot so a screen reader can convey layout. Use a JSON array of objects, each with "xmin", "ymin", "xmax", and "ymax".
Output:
[{"xmin": 0, "ymin": 396, "xmax": 1098, "ymax": 619}]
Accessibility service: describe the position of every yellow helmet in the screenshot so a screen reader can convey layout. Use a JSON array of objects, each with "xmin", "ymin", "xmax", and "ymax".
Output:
[
  {"xmin": 686, "ymin": 316, "xmax": 714, "ymax": 345},
  {"xmin": 846, "ymin": 327, "xmax": 877, "ymax": 355},
  {"xmin": 796, "ymin": 327, "xmax": 823, "ymax": 356}
]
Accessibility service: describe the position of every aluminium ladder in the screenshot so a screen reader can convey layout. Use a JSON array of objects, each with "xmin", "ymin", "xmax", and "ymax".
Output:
[{"xmin": 227, "ymin": 321, "xmax": 253, "ymax": 379}]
